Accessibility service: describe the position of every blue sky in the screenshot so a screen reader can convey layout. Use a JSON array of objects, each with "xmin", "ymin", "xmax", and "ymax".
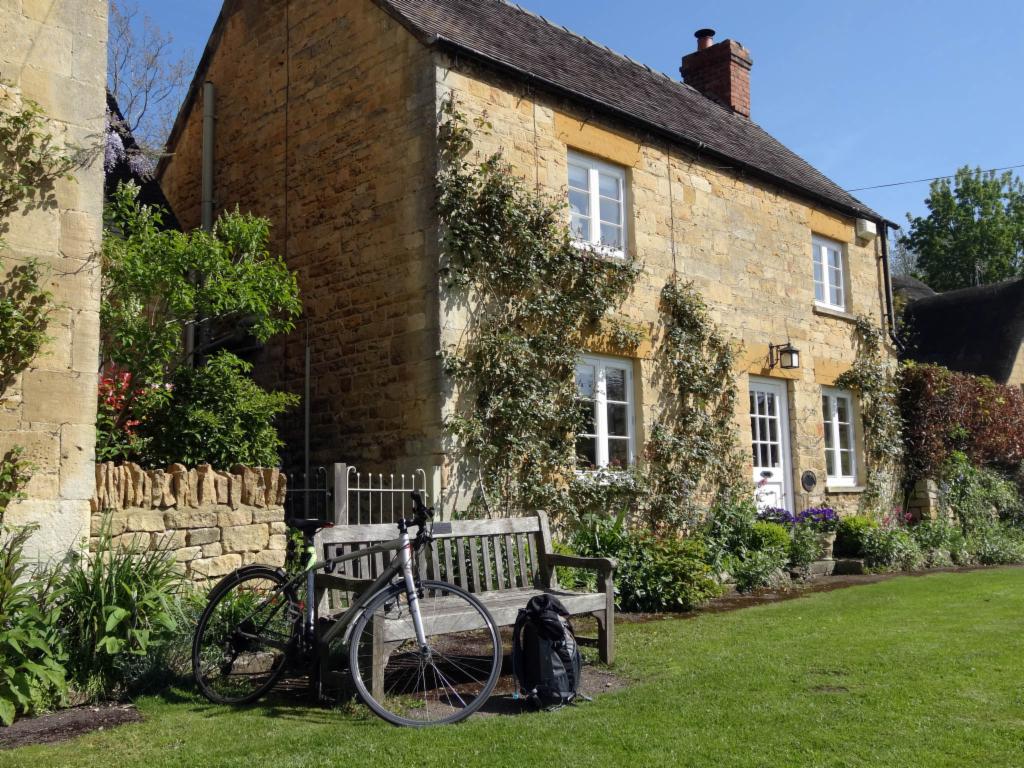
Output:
[{"xmin": 135, "ymin": 0, "xmax": 1024, "ymax": 226}]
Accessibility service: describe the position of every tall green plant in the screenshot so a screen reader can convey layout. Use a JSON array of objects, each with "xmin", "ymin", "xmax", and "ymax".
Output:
[
  {"xmin": 0, "ymin": 525, "xmax": 66, "ymax": 725},
  {"xmin": 100, "ymin": 182, "xmax": 302, "ymax": 464},
  {"xmin": 437, "ymin": 98, "xmax": 638, "ymax": 517},
  {"xmin": 58, "ymin": 519, "xmax": 182, "ymax": 699}
]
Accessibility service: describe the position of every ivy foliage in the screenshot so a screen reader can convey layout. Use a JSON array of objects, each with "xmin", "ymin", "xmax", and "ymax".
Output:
[
  {"xmin": 0, "ymin": 84, "xmax": 79, "ymax": 242},
  {"xmin": 437, "ymin": 98, "xmax": 638, "ymax": 517},
  {"xmin": 835, "ymin": 316, "xmax": 904, "ymax": 514},
  {"xmin": 642, "ymin": 279, "xmax": 742, "ymax": 529}
]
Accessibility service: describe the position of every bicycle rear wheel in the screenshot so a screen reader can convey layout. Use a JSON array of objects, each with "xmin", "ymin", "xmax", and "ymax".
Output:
[
  {"xmin": 192, "ymin": 566, "xmax": 299, "ymax": 705},
  {"xmin": 349, "ymin": 580, "xmax": 502, "ymax": 726}
]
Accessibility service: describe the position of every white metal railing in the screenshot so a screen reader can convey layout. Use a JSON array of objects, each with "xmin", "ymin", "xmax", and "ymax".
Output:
[{"xmin": 331, "ymin": 464, "xmax": 433, "ymax": 525}]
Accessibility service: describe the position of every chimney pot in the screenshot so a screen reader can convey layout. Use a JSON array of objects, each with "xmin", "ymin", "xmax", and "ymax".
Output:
[{"xmin": 694, "ymin": 28, "xmax": 715, "ymax": 50}]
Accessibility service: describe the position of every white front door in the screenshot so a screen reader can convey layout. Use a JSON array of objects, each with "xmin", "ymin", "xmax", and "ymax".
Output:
[{"xmin": 748, "ymin": 377, "xmax": 793, "ymax": 512}]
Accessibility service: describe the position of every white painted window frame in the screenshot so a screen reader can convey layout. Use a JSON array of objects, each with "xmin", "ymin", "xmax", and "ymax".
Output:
[
  {"xmin": 812, "ymin": 235, "xmax": 847, "ymax": 311},
  {"xmin": 821, "ymin": 386, "xmax": 857, "ymax": 487},
  {"xmin": 567, "ymin": 150, "xmax": 627, "ymax": 259},
  {"xmin": 575, "ymin": 354, "xmax": 636, "ymax": 471}
]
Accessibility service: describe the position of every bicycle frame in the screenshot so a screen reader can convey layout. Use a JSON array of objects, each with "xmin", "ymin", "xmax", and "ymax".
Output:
[{"xmin": 284, "ymin": 525, "xmax": 430, "ymax": 653}]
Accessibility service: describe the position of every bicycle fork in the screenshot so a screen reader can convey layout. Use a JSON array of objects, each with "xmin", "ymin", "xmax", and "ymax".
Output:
[{"xmin": 398, "ymin": 529, "xmax": 430, "ymax": 652}]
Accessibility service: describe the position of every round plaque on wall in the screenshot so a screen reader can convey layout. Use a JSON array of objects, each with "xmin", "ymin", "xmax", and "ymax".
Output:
[{"xmin": 801, "ymin": 470, "xmax": 817, "ymax": 492}]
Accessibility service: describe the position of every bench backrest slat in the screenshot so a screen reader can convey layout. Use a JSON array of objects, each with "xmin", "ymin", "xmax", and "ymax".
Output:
[{"xmin": 314, "ymin": 514, "xmax": 552, "ymax": 602}]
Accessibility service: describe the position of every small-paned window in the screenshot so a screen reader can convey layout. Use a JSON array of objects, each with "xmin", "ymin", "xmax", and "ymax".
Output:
[
  {"xmin": 568, "ymin": 151, "xmax": 627, "ymax": 258},
  {"xmin": 821, "ymin": 387, "xmax": 857, "ymax": 486},
  {"xmin": 812, "ymin": 235, "xmax": 846, "ymax": 311},
  {"xmin": 575, "ymin": 355, "xmax": 635, "ymax": 470}
]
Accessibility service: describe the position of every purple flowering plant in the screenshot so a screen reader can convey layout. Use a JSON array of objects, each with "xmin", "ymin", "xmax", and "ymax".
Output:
[
  {"xmin": 757, "ymin": 507, "xmax": 796, "ymax": 525},
  {"xmin": 795, "ymin": 506, "xmax": 839, "ymax": 532}
]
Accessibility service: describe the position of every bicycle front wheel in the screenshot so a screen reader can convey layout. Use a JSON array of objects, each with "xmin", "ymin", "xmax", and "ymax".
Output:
[
  {"xmin": 349, "ymin": 580, "xmax": 502, "ymax": 726},
  {"xmin": 192, "ymin": 566, "xmax": 299, "ymax": 705}
]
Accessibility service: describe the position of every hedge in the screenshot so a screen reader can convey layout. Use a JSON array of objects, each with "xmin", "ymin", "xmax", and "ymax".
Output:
[{"xmin": 901, "ymin": 363, "xmax": 1024, "ymax": 481}]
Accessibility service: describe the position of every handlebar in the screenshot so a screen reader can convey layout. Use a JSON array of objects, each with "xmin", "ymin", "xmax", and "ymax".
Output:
[{"xmin": 408, "ymin": 491, "xmax": 434, "ymax": 528}]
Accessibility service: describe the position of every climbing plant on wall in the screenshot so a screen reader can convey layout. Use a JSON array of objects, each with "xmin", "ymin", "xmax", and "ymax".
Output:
[
  {"xmin": 834, "ymin": 316, "xmax": 904, "ymax": 514},
  {"xmin": 640, "ymin": 279, "xmax": 743, "ymax": 530},
  {"xmin": 437, "ymin": 97, "xmax": 639, "ymax": 517}
]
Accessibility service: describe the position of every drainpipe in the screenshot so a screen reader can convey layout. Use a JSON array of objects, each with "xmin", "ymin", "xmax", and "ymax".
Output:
[
  {"xmin": 201, "ymin": 81, "xmax": 216, "ymax": 231},
  {"xmin": 187, "ymin": 81, "xmax": 216, "ymax": 364},
  {"xmin": 879, "ymin": 220, "xmax": 902, "ymax": 351}
]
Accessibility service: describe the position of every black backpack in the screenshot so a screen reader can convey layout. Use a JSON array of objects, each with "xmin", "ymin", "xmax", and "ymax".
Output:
[{"xmin": 512, "ymin": 594, "xmax": 584, "ymax": 709}]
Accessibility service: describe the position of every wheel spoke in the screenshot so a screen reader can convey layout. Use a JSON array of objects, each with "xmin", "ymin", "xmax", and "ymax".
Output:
[{"xmin": 349, "ymin": 581, "xmax": 501, "ymax": 725}]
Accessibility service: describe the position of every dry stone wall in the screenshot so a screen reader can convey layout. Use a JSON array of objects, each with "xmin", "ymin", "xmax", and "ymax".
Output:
[{"xmin": 92, "ymin": 463, "xmax": 288, "ymax": 581}]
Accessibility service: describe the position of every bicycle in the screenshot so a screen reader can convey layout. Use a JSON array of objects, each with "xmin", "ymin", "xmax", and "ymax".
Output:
[{"xmin": 191, "ymin": 492, "xmax": 502, "ymax": 726}]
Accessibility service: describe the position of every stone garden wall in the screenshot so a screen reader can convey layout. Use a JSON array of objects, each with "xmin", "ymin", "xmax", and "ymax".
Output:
[{"xmin": 91, "ymin": 463, "xmax": 289, "ymax": 581}]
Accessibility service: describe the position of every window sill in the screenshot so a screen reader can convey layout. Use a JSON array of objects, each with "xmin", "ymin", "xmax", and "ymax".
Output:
[
  {"xmin": 825, "ymin": 484, "xmax": 866, "ymax": 494},
  {"xmin": 571, "ymin": 239, "xmax": 627, "ymax": 261},
  {"xmin": 813, "ymin": 304, "xmax": 857, "ymax": 323}
]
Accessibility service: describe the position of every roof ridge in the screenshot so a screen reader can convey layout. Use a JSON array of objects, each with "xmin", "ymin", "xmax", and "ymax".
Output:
[{"xmin": 499, "ymin": 0, "xmax": 682, "ymax": 89}]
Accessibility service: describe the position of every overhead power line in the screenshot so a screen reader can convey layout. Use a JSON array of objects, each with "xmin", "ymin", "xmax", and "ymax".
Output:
[{"xmin": 845, "ymin": 163, "xmax": 1024, "ymax": 192}]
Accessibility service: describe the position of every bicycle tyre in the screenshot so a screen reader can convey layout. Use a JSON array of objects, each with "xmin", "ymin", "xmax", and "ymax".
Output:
[
  {"xmin": 192, "ymin": 566, "xmax": 299, "ymax": 705},
  {"xmin": 348, "ymin": 579, "xmax": 502, "ymax": 727}
]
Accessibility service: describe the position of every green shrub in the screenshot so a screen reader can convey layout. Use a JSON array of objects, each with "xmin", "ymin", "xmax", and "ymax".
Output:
[
  {"xmin": 861, "ymin": 527, "xmax": 924, "ymax": 572},
  {"xmin": 941, "ymin": 452, "xmax": 1022, "ymax": 534},
  {"xmin": 788, "ymin": 524, "xmax": 823, "ymax": 572},
  {"xmin": 909, "ymin": 518, "xmax": 967, "ymax": 567},
  {"xmin": 834, "ymin": 516, "xmax": 878, "ymax": 558},
  {"xmin": 700, "ymin": 496, "xmax": 758, "ymax": 572},
  {"xmin": 729, "ymin": 548, "xmax": 789, "ymax": 593},
  {"xmin": 58, "ymin": 519, "xmax": 183, "ymax": 699},
  {"xmin": 748, "ymin": 521, "xmax": 791, "ymax": 553},
  {"xmin": 139, "ymin": 351, "xmax": 298, "ymax": 468},
  {"xmin": 0, "ymin": 525, "xmax": 66, "ymax": 725},
  {"xmin": 966, "ymin": 523, "xmax": 1024, "ymax": 565},
  {"xmin": 563, "ymin": 514, "xmax": 721, "ymax": 612}
]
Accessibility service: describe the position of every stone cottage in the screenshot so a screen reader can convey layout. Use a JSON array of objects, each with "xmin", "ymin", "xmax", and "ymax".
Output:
[
  {"xmin": 159, "ymin": 0, "xmax": 898, "ymax": 515},
  {"xmin": 0, "ymin": 0, "xmax": 107, "ymax": 559}
]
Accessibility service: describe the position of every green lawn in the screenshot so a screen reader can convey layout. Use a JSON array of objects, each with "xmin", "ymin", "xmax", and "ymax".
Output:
[{"xmin": 5, "ymin": 568, "xmax": 1024, "ymax": 768}]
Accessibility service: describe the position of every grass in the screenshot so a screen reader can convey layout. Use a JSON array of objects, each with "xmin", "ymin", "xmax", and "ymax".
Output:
[{"xmin": 5, "ymin": 568, "xmax": 1024, "ymax": 768}]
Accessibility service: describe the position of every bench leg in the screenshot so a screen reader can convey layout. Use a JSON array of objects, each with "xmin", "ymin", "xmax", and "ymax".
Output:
[{"xmin": 592, "ymin": 610, "xmax": 614, "ymax": 665}]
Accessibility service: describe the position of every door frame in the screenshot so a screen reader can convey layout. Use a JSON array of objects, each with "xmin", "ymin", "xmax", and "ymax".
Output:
[{"xmin": 747, "ymin": 376, "xmax": 795, "ymax": 513}]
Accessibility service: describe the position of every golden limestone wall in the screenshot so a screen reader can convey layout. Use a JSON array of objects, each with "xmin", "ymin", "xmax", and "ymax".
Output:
[
  {"xmin": 159, "ymin": 0, "xmax": 442, "ymax": 477},
  {"xmin": 0, "ymin": 0, "xmax": 107, "ymax": 559},
  {"xmin": 434, "ymin": 57, "xmax": 891, "ymax": 514},
  {"xmin": 92, "ymin": 463, "xmax": 288, "ymax": 581}
]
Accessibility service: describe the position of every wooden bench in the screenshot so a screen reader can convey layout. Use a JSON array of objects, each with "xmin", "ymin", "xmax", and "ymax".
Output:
[{"xmin": 313, "ymin": 513, "xmax": 616, "ymax": 678}]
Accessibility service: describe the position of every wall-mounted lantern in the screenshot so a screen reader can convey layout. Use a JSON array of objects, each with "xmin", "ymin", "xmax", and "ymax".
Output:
[{"xmin": 769, "ymin": 342, "xmax": 801, "ymax": 370}]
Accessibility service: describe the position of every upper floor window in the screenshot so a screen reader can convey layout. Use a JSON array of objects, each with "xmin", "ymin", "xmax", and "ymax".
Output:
[
  {"xmin": 575, "ymin": 355, "xmax": 635, "ymax": 470},
  {"xmin": 821, "ymin": 387, "xmax": 857, "ymax": 486},
  {"xmin": 568, "ymin": 151, "xmax": 626, "ymax": 258},
  {"xmin": 812, "ymin": 235, "xmax": 846, "ymax": 311}
]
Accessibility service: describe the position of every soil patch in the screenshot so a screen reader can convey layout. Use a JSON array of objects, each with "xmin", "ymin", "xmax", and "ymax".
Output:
[
  {"xmin": 0, "ymin": 704, "xmax": 142, "ymax": 750},
  {"xmin": 477, "ymin": 664, "xmax": 630, "ymax": 716}
]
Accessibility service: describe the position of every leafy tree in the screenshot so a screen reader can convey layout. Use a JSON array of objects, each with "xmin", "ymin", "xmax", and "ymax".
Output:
[
  {"xmin": 901, "ymin": 166, "xmax": 1024, "ymax": 291},
  {"xmin": 107, "ymin": 0, "xmax": 193, "ymax": 156},
  {"xmin": 100, "ymin": 182, "xmax": 301, "ymax": 465}
]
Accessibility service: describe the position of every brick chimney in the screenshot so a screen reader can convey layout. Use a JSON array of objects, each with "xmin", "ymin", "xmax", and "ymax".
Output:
[{"xmin": 680, "ymin": 28, "xmax": 753, "ymax": 118}]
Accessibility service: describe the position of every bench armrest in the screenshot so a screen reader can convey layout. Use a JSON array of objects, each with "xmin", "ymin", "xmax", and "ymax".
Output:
[{"xmin": 543, "ymin": 553, "xmax": 616, "ymax": 576}]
